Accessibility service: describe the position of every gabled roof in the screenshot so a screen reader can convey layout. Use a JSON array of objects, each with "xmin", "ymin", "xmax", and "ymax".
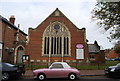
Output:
[
  {"xmin": 50, "ymin": 8, "xmax": 82, "ymax": 30},
  {"xmin": 0, "ymin": 15, "xmax": 27, "ymax": 36},
  {"xmin": 88, "ymin": 44, "xmax": 100, "ymax": 54},
  {"xmin": 49, "ymin": 8, "xmax": 65, "ymax": 17},
  {"xmin": 35, "ymin": 8, "xmax": 83, "ymax": 30},
  {"xmin": 100, "ymin": 46, "xmax": 104, "ymax": 50}
]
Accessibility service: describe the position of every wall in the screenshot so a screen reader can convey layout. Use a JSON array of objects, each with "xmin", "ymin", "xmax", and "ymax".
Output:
[
  {"xmin": 1, "ymin": 19, "xmax": 27, "ymax": 63},
  {"xmin": 26, "ymin": 9, "xmax": 88, "ymax": 65}
]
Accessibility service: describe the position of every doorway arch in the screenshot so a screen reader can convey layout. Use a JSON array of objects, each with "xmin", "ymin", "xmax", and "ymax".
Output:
[{"xmin": 14, "ymin": 45, "xmax": 25, "ymax": 64}]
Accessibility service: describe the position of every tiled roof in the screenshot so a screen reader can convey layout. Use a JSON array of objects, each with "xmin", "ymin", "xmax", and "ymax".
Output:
[
  {"xmin": 0, "ymin": 15, "xmax": 27, "ymax": 36},
  {"xmin": 88, "ymin": 44, "xmax": 100, "ymax": 54}
]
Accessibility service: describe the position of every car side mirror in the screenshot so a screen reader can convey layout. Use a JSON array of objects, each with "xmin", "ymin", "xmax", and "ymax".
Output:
[{"xmin": 49, "ymin": 67, "xmax": 52, "ymax": 69}]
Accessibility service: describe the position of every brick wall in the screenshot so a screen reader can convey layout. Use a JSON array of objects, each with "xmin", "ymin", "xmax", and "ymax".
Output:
[
  {"xmin": 106, "ymin": 50, "xmax": 119, "ymax": 59},
  {"xmin": 26, "ymin": 9, "xmax": 89, "ymax": 64},
  {"xmin": 1, "ymin": 17, "xmax": 27, "ymax": 63}
]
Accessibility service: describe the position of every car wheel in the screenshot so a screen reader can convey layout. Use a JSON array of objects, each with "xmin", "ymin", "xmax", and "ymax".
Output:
[
  {"xmin": 69, "ymin": 73, "xmax": 76, "ymax": 80},
  {"xmin": 37, "ymin": 74, "xmax": 46, "ymax": 81},
  {"xmin": 2, "ymin": 72, "xmax": 10, "ymax": 81}
]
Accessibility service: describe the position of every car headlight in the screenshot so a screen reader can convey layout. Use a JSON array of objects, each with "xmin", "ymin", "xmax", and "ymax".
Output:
[{"xmin": 110, "ymin": 68, "xmax": 115, "ymax": 72}]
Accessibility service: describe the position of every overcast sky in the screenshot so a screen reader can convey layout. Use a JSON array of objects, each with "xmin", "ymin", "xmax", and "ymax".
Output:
[{"xmin": 0, "ymin": 0, "xmax": 114, "ymax": 49}]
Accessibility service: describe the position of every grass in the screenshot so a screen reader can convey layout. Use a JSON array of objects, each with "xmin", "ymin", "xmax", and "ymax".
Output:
[
  {"xmin": 73, "ymin": 65, "xmax": 106, "ymax": 70},
  {"xmin": 77, "ymin": 61, "xmax": 119, "ymax": 70},
  {"xmin": 106, "ymin": 60, "xmax": 119, "ymax": 64},
  {"xmin": 25, "ymin": 65, "xmax": 48, "ymax": 70},
  {"xmin": 25, "ymin": 61, "xmax": 119, "ymax": 70}
]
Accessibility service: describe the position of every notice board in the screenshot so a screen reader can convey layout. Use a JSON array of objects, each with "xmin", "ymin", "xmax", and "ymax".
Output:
[{"xmin": 76, "ymin": 49, "xmax": 84, "ymax": 59}]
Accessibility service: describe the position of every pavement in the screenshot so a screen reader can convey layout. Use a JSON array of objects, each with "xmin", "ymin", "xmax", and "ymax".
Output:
[{"xmin": 22, "ymin": 70, "xmax": 105, "ymax": 78}]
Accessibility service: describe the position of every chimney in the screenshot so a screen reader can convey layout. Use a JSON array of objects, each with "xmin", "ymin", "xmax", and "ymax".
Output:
[{"xmin": 9, "ymin": 15, "xmax": 15, "ymax": 25}]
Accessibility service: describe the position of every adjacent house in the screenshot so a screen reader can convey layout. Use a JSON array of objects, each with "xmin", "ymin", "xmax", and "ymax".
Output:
[
  {"xmin": 105, "ymin": 49, "xmax": 119, "ymax": 59},
  {"xmin": 88, "ymin": 41, "xmax": 105, "ymax": 64},
  {"xmin": 0, "ymin": 15, "xmax": 27, "ymax": 64}
]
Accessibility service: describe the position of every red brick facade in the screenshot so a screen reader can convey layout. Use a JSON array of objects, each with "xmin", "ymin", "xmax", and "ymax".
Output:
[
  {"xmin": 105, "ymin": 50, "xmax": 119, "ymax": 59},
  {"xmin": 26, "ymin": 8, "xmax": 89, "ymax": 64},
  {"xmin": 1, "ymin": 15, "xmax": 27, "ymax": 64},
  {"xmin": 88, "ymin": 41, "xmax": 105, "ymax": 64}
]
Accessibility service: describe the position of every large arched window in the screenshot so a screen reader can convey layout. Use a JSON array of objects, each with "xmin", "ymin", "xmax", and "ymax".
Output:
[{"xmin": 42, "ymin": 21, "xmax": 71, "ymax": 56}]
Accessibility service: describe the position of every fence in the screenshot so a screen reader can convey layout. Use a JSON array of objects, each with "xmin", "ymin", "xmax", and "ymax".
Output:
[{"xmin": 24, "ymin": 61, "xmax": 113, "ymax": 70}]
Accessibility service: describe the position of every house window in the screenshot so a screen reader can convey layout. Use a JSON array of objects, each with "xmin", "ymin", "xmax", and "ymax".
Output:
[
  {"xmin": 18, "ymin": 46, "xmax": 24, "ymax": 50},
  {"xmin": 42, "ymin": 21, "xmax": 71, "ymax": 56},
  {"xmin": 8, "ymin": 26, "xmax": 12, "ymax": 30},
  {"xmin": 89, "ymin": 55, "xmax": 95, "ymax": 60}
]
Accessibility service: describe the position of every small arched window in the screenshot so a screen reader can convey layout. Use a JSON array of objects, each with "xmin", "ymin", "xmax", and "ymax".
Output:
[{"xmin": 18, "ymin": 46, "xmax": 24, "ymax": 51}]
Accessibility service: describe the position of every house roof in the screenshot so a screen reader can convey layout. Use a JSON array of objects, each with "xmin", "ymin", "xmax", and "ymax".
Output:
[
  {"xmin": 0, "ymin": 15, "xmax": 27, "ymax": 36},
  {"xmin": 100, "ymin": 46, "xmax": 104, "ymax": 50},
  {"xmin": 88, "ymin": 44, "xmax": 100, "ymax": 54}
]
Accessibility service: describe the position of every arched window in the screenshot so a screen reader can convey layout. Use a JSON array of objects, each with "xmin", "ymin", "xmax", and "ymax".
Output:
[
  {"xmin": 42, "ymin": 21, "xmax": 71, "ymax": 56},
  {"xmin": 18, "ymin": 46, "xmax": 24, "ymax": 51}
]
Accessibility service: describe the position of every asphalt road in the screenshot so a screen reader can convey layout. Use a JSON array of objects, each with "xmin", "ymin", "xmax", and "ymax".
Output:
[{"xmin": 8, "ymin": 76, "xmax": 120, "ymax": 81}]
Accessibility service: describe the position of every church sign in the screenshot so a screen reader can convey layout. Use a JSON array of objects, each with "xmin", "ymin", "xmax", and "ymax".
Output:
[
  {"xmin": 76, "ymin": 44, "xmax": 84, "ymax": 49},
  {"xmin": 76, "ymin": 44, "xmax": 84, "ymax": 59}
]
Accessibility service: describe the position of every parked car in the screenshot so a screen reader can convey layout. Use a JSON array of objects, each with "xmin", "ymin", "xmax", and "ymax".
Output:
[
  {"xmin": 105, "ymin": 58, "xmax": 114, "ymax": 61},
  {"xmin": 114, "ymin": 58, "xmax": 120, "ymax": 61},
  {"xmin": 33, "ymin": 62, "xmax": 80, "ymax": 80},
  {"xmin": 105, "ymin": 63, "xmax": 120, "ymax": 78},
  {"xmin": 2, "ymin": 63, "xmax": 25, "ymax": 81}
]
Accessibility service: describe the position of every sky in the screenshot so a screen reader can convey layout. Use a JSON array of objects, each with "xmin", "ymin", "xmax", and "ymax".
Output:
[{"xmin": 0, "ymin": 0, "xmax": 115, "ymax": 49}]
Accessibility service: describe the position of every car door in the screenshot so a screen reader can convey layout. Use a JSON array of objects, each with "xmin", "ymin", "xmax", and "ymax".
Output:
[
  {"xmin": 46, "ymin": 64, "xmax": 64, "ymax": 78},
  {"xmin": 116, "ymin": 66, "xmax": 120, "ymax": 76}
]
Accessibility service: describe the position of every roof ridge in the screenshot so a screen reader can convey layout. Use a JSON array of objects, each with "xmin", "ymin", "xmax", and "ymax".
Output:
[{"xmin": 1, "ymin": 15, "xmax": 27, "ymax": 36}]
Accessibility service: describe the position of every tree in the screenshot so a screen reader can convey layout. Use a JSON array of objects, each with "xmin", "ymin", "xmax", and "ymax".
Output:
[
  {"xmin": 114, "ymin": 42, "xmax": 120, "ymax": 57},
  {"xmin": 91, "ymin": 1, "xmax": 120, "ymax": 42}
]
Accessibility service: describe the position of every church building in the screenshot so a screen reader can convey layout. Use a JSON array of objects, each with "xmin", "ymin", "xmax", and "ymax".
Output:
[{"xmin": 26, "ymin": 8, "xmax": 89, "ymax": 65}]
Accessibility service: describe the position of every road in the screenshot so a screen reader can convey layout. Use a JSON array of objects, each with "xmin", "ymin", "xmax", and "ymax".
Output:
[{"xmin": 9, "ymin": 76, "xmax": 120, "ymax": 81}]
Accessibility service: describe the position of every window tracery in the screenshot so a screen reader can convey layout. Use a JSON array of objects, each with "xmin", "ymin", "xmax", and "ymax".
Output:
[{"xmin": 43, "ymin": 21, "xmax": 71, "ymax": 56}]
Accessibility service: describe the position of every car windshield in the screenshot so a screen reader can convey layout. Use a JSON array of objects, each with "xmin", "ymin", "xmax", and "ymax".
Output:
[
  {"xmin": 49, "ymin": 62, "xmax": 71, "ymax": 69},
  {"xmin": 50, "ymin": 64, "xmax": 63, "ymax": 69},
  {"xmin": 63, "ymin": 63, "xmax": 71, "ymax": 68},
  {"xmin": 4, "ymin": 63, "xmax": 15, "ymax": 67},
  {"xmin": 116, "ymin": 63, "xmax": 120, "ymax": 66}
]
